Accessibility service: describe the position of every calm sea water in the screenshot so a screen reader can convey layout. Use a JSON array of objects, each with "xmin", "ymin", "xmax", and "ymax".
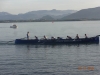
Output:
[{"xmin": 0, "ymin": 21, "xmax": 100, "ymax": 75}]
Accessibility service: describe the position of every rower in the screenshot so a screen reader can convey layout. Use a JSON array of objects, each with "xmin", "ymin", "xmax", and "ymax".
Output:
[
  {"xmin": 57, "ymin": 37, "xmax": 60, "ymax": 39},
  {"xmin": 85, "ymin": 34, "xmax": 88, "ymax": 38},
  {"xmin": 44, "ymin": 35, "xmax": 47, "ymax": 40},
  {"xmin": 67, "ymin": 36, "xmax": 72, "ymax": 39},
  {"xmin": 35, "ymin": 36, "xmax": 38, "ymax": 40},
  {"xmin": 51, "ymin": 36, "xmax": 55, "ymax": 39},
  {"xmin": 75, "ymin": 34, "xmax": 79, "ymax": 39}
]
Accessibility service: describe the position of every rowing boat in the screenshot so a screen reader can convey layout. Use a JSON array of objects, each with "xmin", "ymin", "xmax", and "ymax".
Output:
[{"xmin": 15, "ymin": 36, "xmax": 99, "ymax": 45}]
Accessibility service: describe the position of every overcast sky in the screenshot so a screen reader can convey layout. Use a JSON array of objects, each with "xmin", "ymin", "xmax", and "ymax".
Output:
[{"xmin": 0, "ymin": 0, "xmax": 100, "ymax": 14}]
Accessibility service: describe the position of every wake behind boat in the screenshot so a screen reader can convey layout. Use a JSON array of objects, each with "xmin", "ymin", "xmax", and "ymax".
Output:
[{"xmin": 15, "ymin": 35, "xmax": 99, "ymax": 45}]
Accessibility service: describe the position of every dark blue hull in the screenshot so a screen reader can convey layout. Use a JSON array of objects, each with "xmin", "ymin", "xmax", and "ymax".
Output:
[{"xmin": 15, "ymin": 36, "xmax": 99, "ymax": 45}]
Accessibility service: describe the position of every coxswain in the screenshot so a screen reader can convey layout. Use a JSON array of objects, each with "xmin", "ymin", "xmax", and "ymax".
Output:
[{"xmin": 27, "ymin": 32, "xmax": 29, "ymax": 40}]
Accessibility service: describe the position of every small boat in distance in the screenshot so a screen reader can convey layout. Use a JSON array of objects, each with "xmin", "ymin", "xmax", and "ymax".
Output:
[{"xmin": 10, "ymin": 24, "xmax": 17, "ymax": 28}]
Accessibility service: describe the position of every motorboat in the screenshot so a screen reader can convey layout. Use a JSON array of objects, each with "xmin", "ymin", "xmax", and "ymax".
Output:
[{"xmin": 10, "ymin": 24, "xmax": 17, "ymax": 28}]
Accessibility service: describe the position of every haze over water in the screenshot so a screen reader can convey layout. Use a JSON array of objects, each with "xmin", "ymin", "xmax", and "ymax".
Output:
[{"xmin": 0, "ymin": 21, "xmax": 100, "ymax": 75}]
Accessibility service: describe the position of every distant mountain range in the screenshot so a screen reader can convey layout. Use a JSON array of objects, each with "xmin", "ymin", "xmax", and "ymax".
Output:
[
  {"xmin": 61, "ymin": 7, "xmax": 100, "ymax": 20},
  {"xmin": 0, "ymin": 7, "xmax": 100, "ymax": 21},
  {"xmin": 0, "ymin": 9, "xmax": 76, "ymax": 20}
]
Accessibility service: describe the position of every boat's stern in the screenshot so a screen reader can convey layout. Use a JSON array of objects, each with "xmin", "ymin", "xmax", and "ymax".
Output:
[{"xmin": 15, "ymin": 39, "xmax": 21, "ymax": 44}]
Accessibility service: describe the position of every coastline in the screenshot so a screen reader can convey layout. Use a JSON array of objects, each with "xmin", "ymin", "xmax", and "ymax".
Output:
[{"xmin": 0, "ymin": 19, "xmax": 100, "ymax": 23}]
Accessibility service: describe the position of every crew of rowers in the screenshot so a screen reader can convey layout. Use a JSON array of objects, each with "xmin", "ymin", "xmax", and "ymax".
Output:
[
  {"xmin": 27, "ymin": 32, "xmax": 88, "ymax": 40},
  {"xmin": 35, "ymin": 34, "xmax": 88, "ymax": 40}
]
